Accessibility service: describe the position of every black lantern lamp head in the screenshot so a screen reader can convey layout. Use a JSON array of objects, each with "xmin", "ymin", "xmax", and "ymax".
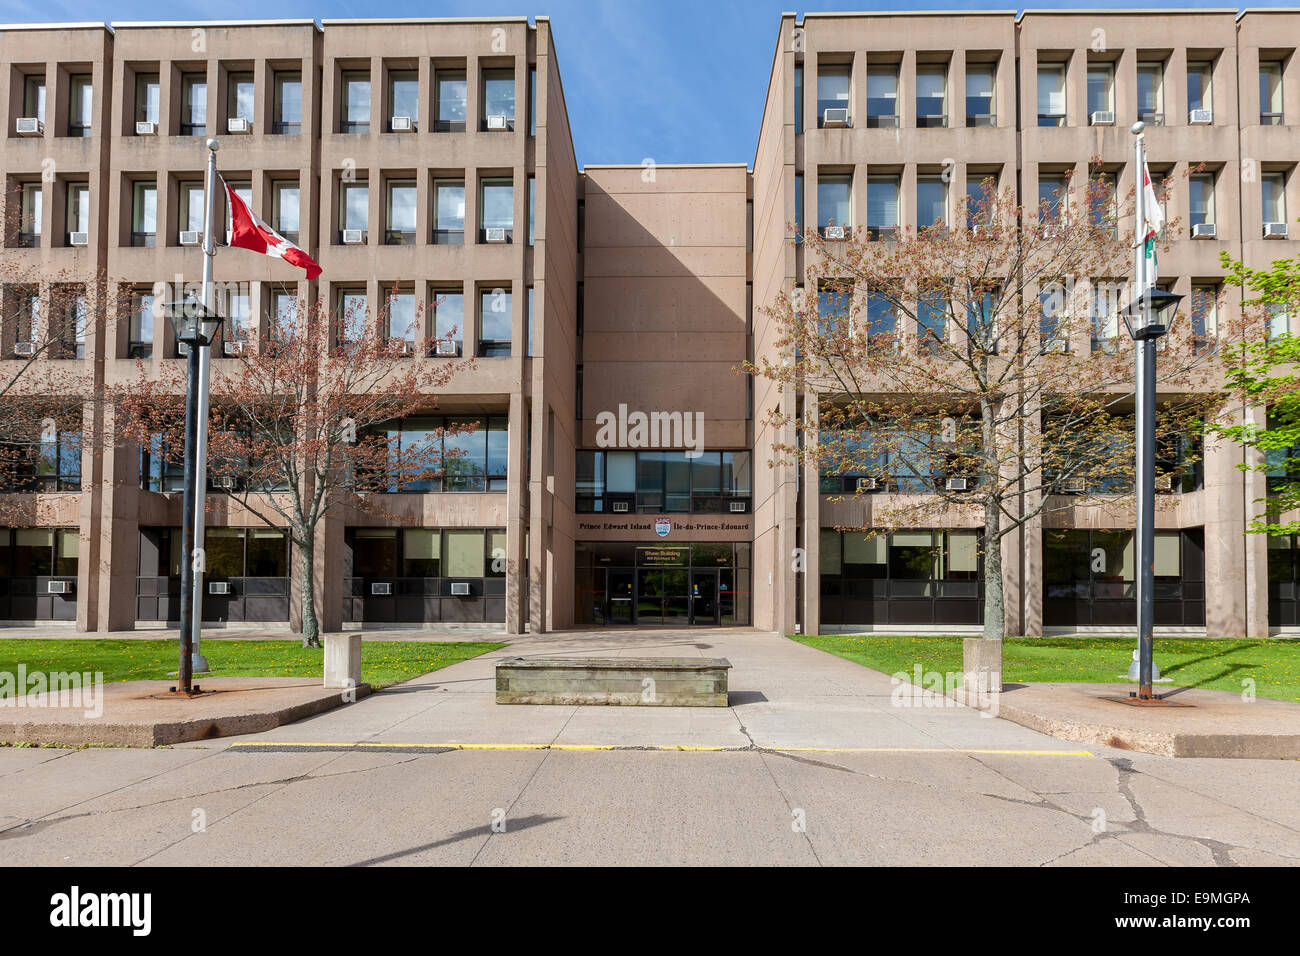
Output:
[
  {"xmin": 1120, "ymin": 288, "xmax": 1183, "ymax": 341},
  {"xmin": 164, "ymin": 298, "xmax": 223, "ymax": 347}
]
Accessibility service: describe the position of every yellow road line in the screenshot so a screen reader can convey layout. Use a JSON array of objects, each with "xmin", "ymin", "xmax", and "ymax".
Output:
[{"xmin": 227, "ymin": 741, "xmax": 1094, "ymax": 756}]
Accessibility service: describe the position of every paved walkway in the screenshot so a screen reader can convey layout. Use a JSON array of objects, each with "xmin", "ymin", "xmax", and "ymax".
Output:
[{"xmin": 3, "ymin": 629, "xmax": 1298, "ymax": 865}]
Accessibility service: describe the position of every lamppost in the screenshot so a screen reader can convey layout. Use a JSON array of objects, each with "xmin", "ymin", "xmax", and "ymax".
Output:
[
  {"xmin": 1118, "ymin": 287, "xmax": 1182, "ymax": 702},
  {"xmin": 163, "ymin": 298, "xmax": 223, "ymax": 697}
]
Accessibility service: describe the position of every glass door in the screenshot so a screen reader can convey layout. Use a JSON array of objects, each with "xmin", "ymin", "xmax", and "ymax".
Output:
[
  {"xmin": 691, "ymin": 570, "xmax": 718, "ymax": 625},
  {"xmin": 608, "ymin": 569, "xmax": 634, "ymax": 625}
]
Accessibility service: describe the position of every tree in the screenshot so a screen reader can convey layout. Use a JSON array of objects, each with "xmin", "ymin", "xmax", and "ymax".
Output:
[
  {"xmin": 0, "ymin": 189, "xmax": 106, "ymax": 525},
  {"xmin": 747, "ymin": 171, "xmax": 1226, "ymax": 639},
  {"xmin": 115, "ymin": 292, "xmax": 470, "ymax": 646},
  {"xmin": 1206, "ymin": 219, "xmax": 1300, "ymax": 534}
]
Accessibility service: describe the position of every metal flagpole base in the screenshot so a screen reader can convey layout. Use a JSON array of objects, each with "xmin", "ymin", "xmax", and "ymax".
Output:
[
  {"xmin": 1100, "ymin": 691, "xmax": 1192, "ymax": 707},
  {"xmin": 1125, "ymin": 649, "xmax": 1171, "ymax": 682}
]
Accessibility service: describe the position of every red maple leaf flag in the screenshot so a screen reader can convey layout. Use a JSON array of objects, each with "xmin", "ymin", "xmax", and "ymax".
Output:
[{"xmin": 223, "ymin": 176, "xmax": 321, "ymax": 279}]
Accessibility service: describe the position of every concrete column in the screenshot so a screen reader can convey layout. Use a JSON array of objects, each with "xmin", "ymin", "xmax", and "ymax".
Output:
[
  {"xmin": 1204, "ymin": 404, "xmax": 1249, "ymax": 637},
  {"xmin": 1242, "ymin": 402, "xmax": 1270, "ymax": 637},
  {"xmin": 802, "ymin": 398, "xmax": 821, "ymax": 634},
  {"xmin": 504, "ymin": 391, "xmax": 528, "ymax": 633}
]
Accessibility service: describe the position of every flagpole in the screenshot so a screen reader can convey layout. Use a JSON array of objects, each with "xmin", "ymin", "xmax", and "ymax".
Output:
[{"xmin": 189, "ymin": 137, "xmax": 219, "ymax": 674}]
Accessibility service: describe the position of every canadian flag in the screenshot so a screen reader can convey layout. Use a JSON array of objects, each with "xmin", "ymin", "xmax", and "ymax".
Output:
[{"xmin": 223, "ymin": 176, "xmax": 321, "ymax": 279}]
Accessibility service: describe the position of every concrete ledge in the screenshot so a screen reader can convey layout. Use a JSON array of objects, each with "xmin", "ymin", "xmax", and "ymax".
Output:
[
  {"xmin": 950, "ymin": 681, "xmax": 1300, "ymax": 758},
  {"xmin": 0, "ymin": 677, "xmax": 371, "ymax": 747},
  {"xmin": 496, "ymin": 656, "xmax": 731, "ymax": 706}
]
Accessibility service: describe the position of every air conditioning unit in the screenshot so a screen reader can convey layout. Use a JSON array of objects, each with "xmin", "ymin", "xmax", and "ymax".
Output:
[
  {"xmin": 396, "ymin": 340, "xmax": 414, "ymax": 355},
  {"xmin": 1264, "ymin": 222, "xmax": 1288, "ymax": 239},
  {"xmin": 1090, "ymin": 110, "xmax": 1115, "ymax": 126},
  {"xmin": 823, "ymin": 225, "xmax": 847, "ymax": 240},
  {"xmin": 611, "ymin": 500, "xmax": 630, "ymax": 513},
  {"xmin": 226, "ymin": 117, "xmax": 251, "ymax": 134},
  {"xmin": 47, "ymin": 580, "xmax": 72, "ymax": 594},
  {"xmin": 1042, "ymin": 337, "xmax": 1068, "ymax": 353},
  {"xmin": 450, "ymin": 581, "xmax": 471, "ymax": 596},
  {"xmin": 370, "ymin": 582, "xmax": 392, "ymax": 596},
  {"xmin": 1061, "ymin": 479, "xmax": 1086, "ymax": 493},
  {"xmin": 1154, "ymin": 474, "xmax": 1174, "ymax": 492},
  {"xmin": 223, "ymin": 341, "xmax": 246, "ymax": 356},
  {"xmin": 69, "ymin": 232, "xmax": 88, "ymax": 246},
  {"xmin": 179, "ymin": 230, "xmax": 201, "ymax": 246},
  {"xmin": 214, "ymin": 475, "xmax": 236, "ymax": 490},
  {"xmin": 486, "ymin": 113, "xmax": 509, "ymax": 130},
  {"xmin": 208, "ymin": 581, "xmax": 231, "ymax": 595},
  {"xmin": 135, "ymin": 121, "xmax": 157, "ymax": 135},
  {"xmin": 822, "ymin": 107, "xmax": 850, "ymax": 127},
  {"xmin": 856, "ymin": 477, "xmax": 878, "ymax": 492},
  {"xmin": 342, "ymin": 229, "xmax": 365, "ymax": 244},
  {"xmin": 15, "ymin": 117, "xmax": 43, "ymax": 136},
  {"xmin": 1189, "ymin": 109, "xmax": 1213, "ymax": 125},
  {"xmin": 729, "ymin": 500, "xmax": 748, "ymax": 513},
  {"xmin": 945, "ymin": 477, "xmax": 969, "ymax": 492},
  {"xmin": 1191, "ymin": 222, "xmax": 1217, "ymax": 239},
  {"xmin": 13, "ymin": 342, "xmax": 35, "ymax": 357},
  {"xmin": 970, "ymin": 113, "xmax": 996, "ymax": 127},
  {"xmin": 390, "ymin": 115, "xmax": 414, "ymax": 132},
  {"xmin": 435, "ymin": 340, "xmax": 459, "ymax": 356},
  {"xmin": 485, "ymin": 227, "xmax": 507, "ymax": 243}
]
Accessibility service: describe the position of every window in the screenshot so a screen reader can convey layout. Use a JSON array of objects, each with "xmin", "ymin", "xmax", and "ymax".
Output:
[
  {"xmin": 1189, "ymin": 172, "xmax": 1215, "ymax": 227},
  {"xmin": 432, "ymin": 288, "xmax": 464, "ymax": 355},
  {"xmin": 1262, "ymin": 171, "xmax": 1287, "ymax": 225},
  {"xmin": 271, "ymin": 291, "xmax": 298, "ymax": 340},
  {"xmin": 1260, "ymin": 60, "xmax": 1284, "ymax": 124},
  {"xmin": 966, "ymin": 174, "xmax": 995, "ymax": 231},
  {"xmin": 918, "ymin": 286, "xmax": 948, "ymax": 352},
  {"xmin": 817, "ymin": 284, "xmax": 850, "ymax": 336},
  {"xmin": 435, "ymin": 70, "xmax": 467, "ymax": 131},
  {"xmin": 376, "ymin": 417, "xmax": 509, "ymax": 493},
  {"xmin": 220, "ymin": 286, "xmax": 252, "ymax": 354},
  {"xmin": 179, "ymin": 181, "xmax": 205, "ymax": 236},
  {"xmin": 967, "ymin": 285, "xmax": 1000, "ymax": 352},
  {"xmin": 817, "ymin": 173, "xmax": 851, "ymax": 233},
  {"xmin": 8, "ymin": 287, "xmax": 39, "ymax": 350},
  {"xmin": 793, "ymin": 63, "xmax": 803, "ymax": 133},
  {"xmin": 132, "ymin": 181, "xmax": 157, "ymax": 246},
  {"xmin": 68, "ymin": 75, "xmax": 92, "ymax": 136},
  {"xmin": 66, "ymin": 183, "xmax": 90, "ymax": 242},
  {"xmin": 794, "ymin": 173, "xmax": 804, "ymax": 240},
  {"xmin": 482, "ymin": 68, "xmax": 515, "ymax": 130},
  {"xmin": 339, "ymin": 180, "xmax": 369, "ymax": 242},
  {"xmin": 816, "ymin": 64, "xmax": 851, "ymax": 127},
  {"xmin": 385, "ymin": 180, "xmax": 417, "ymax": 244},
  {"xmin": 140, "ymin": 434, "xmax": 185, "ymax": 492},
  {"xmin": 2, "ymin": 426, "xmax": 80, "ymax": 492},
  {"xmin": 384, "ymin": 287, "xmax": 417, "ymax": 346},
  {"xmin": 1040, "ymin": 282, "xmax": 1068, "ymax": 352},
  {"xmin": 434, "ymin": 179, "xmax": 465, "ymax": 243},
  {"xmin": 340, "ymin": 71, "xmax": 370, "ymax": 133},
  {"xmin": 865, "ymin": 292, "xmax": 897, "ymax": 339},
  {"xmin": 1090, "ymin": 171, "xmax": 1117, "ymax": 236},
  {"xmin": 866, "ymin": 67, "xmax": 898, "ymax": 127},
  {"xmin": 388, "ymin": 70, "xmax": 418, "ymax": 130},
  {"xmin": 1267, "ymin": 302, "xmax": 1289, "ymax": 341},
  {"xmin": 866, "ymin": 175, "xmax": 899, "ymax": 238},
  {"xmin": 1087, "ymin": 62, "xmax": 1114, "ymax": 119},
  {"xmin": 1089, "ymin": 280, "xmax": 1121, "ymax": 353},
  {"xmin": 576, "ymin": 450, "xmax": 751, "ymax": 513},
  {"xmin": 1137, "ymin": 61, "xmax": 1164, "ymax": 125},
  {"xmin": 1037, "ymin": 63, "xmax": 1066, "ymax": 126},
  {"xmin": 180, "ymin": 74, "xmax": 207, "ymax": 136},
  {"xmin": 916, "ymin": 65, "xmax": 947, "ymax": 127},
  {"xmin": 129, "ymin": 289, "xmax": 156, "ymax": 358},
  {"xmin": 228, "ymin": 72, "xmax": 254, "ymax": 127},
  {"xmin": 1188, "ymin": 61, "xmax": 1212, "ymax": 116},
  {"xmin": 527, "ymin": 176, "xmax": 536, "ymax": 246},
  {"xmin": 19, "ymin": 183, "xmax": 41, "ymax": 246},
  {"xmin": 273, "ymin": 71, "xmax": 302, "ymax": 134},
  {"xmin": 135, "ymin": 73, "xmax": 160, "ymax": 127},
  {"xmin": 337, "ymin": 289, "xmax": 367, "ymax": 345},
  {"xmin": 479, "ymin": 287, "xmax": 512, "ymax": 356},
  {"xmin": 965, "ymin": 64, "xmax": 995, "ymax": 126},
  {"xmin": 1038, "ymin": 172, "xmax": 1066, "ymax": 225},
  {"xmin": 528, "ymin": 66, "xmax": 537, "ymax": 137},
  {"xmin": 23, "ymin": 74, "xmax": 45, "ymax": 123},
  {"xmin": 479, "ymin": 177, "xmax": 514, "ymax": 241},
  {"xmin": 1190, "ymin": 283, "xmax": 1216, "ymax": 351},
  {"xmin": 916, "ymin": 175, "xmax": 947, "ymax": 231},
  {"xmin": 272, "ymin": 181, "xmax": 299, "ymax": 241},
  {"xmin": 527, "ymin": 286, "xmax": 535, "ymax": 357}
]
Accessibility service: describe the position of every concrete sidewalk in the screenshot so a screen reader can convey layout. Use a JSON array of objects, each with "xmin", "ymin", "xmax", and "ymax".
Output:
[{"xmin": 200, "ymin": 629, "xmax": 1082, "ymax": 754}]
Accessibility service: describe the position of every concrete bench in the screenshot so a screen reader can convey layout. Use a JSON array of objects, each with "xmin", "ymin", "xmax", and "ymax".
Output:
[{"xmin": 495, "ymin": 656, "xmax": 732, "ymax": 707}]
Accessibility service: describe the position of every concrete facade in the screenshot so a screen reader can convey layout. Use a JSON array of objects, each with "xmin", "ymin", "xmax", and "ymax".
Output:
[{"xmin": 0, "ymin": 11, "xmax": 1297, "ymax": 637}]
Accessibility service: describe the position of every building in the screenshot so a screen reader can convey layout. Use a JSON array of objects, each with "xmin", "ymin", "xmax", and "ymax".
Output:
[{"xmin": 0, "ymin": 10, "xmax": 1296, "ymax": 637}]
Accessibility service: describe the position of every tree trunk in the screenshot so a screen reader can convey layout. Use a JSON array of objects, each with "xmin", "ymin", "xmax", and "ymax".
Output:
[
  {"xmin": 299, "ymin": 534, "xmax": 320, "ymax": 648},
  {"xmin": 983, "ymin": 496, "xmax": 1004, "ymax": 639}
]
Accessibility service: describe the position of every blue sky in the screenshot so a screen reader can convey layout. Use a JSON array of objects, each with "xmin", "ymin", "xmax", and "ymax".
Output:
[{"xmin": 1, "ymin": 1, "xmax": 1293, "ymax": 165}]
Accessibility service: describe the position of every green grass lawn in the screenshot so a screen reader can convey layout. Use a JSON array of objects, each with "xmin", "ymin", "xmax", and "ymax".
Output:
[
  {"xmin": 0, "ymin": 639, "xmax": 506, "ymax": 691},
  {"xmin": 792, "ymin": 634, "xmax": 1300, "ymax": 702}
]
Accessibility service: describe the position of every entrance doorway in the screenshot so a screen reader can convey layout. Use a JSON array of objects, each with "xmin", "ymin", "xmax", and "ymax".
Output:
[{"xmin": 574, "ymin": 542, "xmax": 751, "ymax": 626}]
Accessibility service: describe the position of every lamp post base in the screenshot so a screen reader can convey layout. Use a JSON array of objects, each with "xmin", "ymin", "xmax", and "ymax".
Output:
[{"xmin": 1099, "ymin": 691, "xmax": 1192, "ymax": 707}]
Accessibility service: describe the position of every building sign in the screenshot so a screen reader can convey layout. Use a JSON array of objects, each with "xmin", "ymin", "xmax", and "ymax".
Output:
[
  {"xmin": 636, "ymin": 546, "xmax": 689, "ymax": 567},
  {"xmin": 654, "ymin": 517, "xmax": 671, "ymax": 538},
  {"xmin": 575, "ymin": 517, "xmax": 753, "ymax": 540}
]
